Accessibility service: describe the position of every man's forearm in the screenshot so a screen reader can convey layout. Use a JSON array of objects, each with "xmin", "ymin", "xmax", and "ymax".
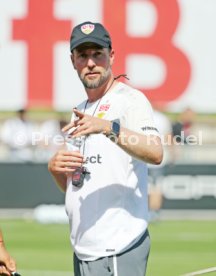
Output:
[
  {"xmin": 49, "ymin": 172, "xmax": 67, "ymax": 192},
  {"xmin": 116, "ymin": 127, "xmax": 163, "ymax": 164}
]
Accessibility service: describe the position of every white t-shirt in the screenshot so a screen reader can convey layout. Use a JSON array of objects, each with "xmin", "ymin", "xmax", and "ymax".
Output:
[
  {"xmin": 65, "ymin": 82, "xmax": 159, "ymax": 261},
  {"xmin": 148, "ymin": 110, "xmax": 172, "ymax": 168}
]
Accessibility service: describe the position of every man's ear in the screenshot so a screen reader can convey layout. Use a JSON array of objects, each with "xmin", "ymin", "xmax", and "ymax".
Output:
[
  {"xmin": 109, "ymin": 49, "xmax": 115, "ymax": 66},
  {"xmin": 70, "ymin": 53, "xmax": 76, "ymax": 69}
]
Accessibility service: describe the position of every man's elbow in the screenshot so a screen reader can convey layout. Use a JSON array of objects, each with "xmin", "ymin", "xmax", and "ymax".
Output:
[
  {"xmin": 151, "ymin": 148, "xmax": 163, "ymax": 165},
  {"xmin": 154, "ymin": 153, "xmax": 163, "ymax": 165}
]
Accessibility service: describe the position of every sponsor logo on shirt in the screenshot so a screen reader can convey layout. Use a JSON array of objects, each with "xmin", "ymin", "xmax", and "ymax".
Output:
[
  {"xmin": 106, "ymin": 249, "xmax": 115, "ymax": 252},
  {"xmin": 85, "ymin": 154, "xmax": 102, "ymax": 164},
  {"xmin": 141, "ymin": 126, "xmax": 158, "ymax": 132}
]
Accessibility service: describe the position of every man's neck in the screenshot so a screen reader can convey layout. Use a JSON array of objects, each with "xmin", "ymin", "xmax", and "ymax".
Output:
[{"xmin": 86, "ymin": 76, "xmax": 116, "ymax": 103}]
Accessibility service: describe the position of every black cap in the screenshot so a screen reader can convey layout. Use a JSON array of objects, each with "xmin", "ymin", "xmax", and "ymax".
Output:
[{"xmin": 70, "ymin": 21, "xmax": 112, "ymax": 52}]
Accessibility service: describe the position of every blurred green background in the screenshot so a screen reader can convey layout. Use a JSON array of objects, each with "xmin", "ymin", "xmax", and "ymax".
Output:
[{"xmin": 1, "ymin": 219, "xmax": 216, "ymax": 276}]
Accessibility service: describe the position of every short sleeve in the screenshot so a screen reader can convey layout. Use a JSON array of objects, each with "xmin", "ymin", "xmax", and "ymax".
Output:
[{"xmin": 122, "ymin": 91, "xmax": 160, "ymax": 137}]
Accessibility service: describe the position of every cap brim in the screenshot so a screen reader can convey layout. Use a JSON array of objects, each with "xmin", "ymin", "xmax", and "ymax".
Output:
[{"xmin": 70, "ymin": 37, "xmax": 110, "ymax": 51}]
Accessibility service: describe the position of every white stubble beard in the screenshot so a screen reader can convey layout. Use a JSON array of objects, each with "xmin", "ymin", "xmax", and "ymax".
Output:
[{"xmin": 79, "ymin": 67, "xmax": 112, "ymax": 89}]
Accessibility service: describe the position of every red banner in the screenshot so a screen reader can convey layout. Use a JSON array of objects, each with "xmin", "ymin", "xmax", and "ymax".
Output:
[{"xmin": 11, "ymin": 0, "xmax": 191, "ymax": 107}]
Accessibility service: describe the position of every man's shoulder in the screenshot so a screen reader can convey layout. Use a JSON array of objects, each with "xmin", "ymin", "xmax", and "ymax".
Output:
[{"xmin": 115, "ymin": 82, "xmax": 149, "ymax": 103}]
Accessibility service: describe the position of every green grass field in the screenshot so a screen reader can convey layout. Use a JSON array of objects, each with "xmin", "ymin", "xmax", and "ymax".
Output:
[{"xmin": 1, "ymin": 219, "xmax": 216, "ymax": 276}]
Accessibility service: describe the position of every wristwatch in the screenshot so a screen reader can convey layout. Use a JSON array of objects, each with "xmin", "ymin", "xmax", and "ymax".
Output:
[{"xmin": 107, "ymin": 119, "xmax": 120, "ymax": 142}]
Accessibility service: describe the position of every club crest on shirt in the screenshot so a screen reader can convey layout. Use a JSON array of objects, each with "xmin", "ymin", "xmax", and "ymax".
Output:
[{"xmin": 81, "ymin": 24, "xmax": 95, "ymax": 35}]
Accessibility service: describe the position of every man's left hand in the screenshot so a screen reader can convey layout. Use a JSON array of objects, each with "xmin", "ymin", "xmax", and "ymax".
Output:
[{"xmin": 62, "ymin": 109, "xmax": 111, "ymax": 137}]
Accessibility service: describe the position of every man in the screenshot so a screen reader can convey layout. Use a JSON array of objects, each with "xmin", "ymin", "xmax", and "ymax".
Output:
[
  {"xmin": 0, "ymin": 230, "xmax": 16, "ymax": 276},
  {"xmin": 48, "ymin": 21, "xmax": 163, "ymax": 276}
]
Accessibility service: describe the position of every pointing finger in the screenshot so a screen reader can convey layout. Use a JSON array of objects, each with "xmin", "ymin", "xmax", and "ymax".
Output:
[{"xmin": 73, "ymin": 109, "xmax": 85, "ymax": 119}]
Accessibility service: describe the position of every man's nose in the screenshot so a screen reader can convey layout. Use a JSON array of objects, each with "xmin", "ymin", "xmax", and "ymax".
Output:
[{"xmin": 87, "ymin": 57, "xmax": 96, "ymax": 68}]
